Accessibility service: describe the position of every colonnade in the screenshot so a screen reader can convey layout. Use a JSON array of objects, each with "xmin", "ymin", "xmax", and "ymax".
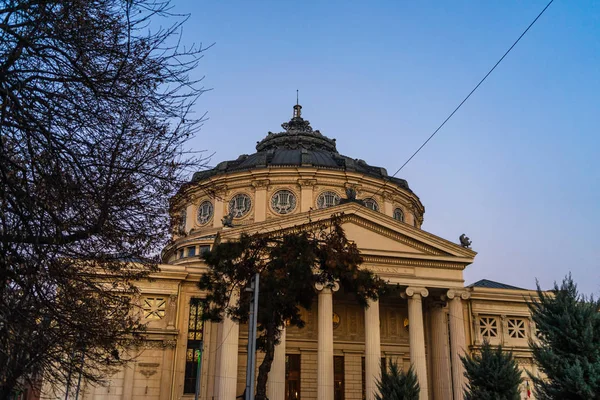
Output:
[{"xmin": 215, "ymin": 286, "xmax": 471, "ymax": 400}]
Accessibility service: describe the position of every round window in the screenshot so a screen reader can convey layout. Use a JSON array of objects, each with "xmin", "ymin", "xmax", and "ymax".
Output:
[
  {"xmin": 196, "ymin": 200, "xmax": 213, "ymax": 225},
  {"xmin": 316, "ymin": 191, "xmax": 341, "ymax": 209},
  {"xmin": 393, "ymin": 208, "xmax": 404, "ymax": 222},
  {"xmin": 271, "ymin": 190, "xmax": 297, "ymax": 215},
  {"xmin": 364, "ymin": 198, "xmax": 379, "ymax": 211},
  {"xmin": 228, "ymin": 194, "xmax": 252, "ymax": 218}
]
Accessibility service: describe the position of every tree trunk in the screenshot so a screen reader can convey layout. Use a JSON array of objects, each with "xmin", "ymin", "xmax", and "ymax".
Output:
[{"xmin": 255, "ymin": 324, "xmax": 277, "ymax": 400}]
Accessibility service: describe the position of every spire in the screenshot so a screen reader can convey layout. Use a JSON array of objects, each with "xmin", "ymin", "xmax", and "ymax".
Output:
[{"xmin": 293, "ymin": 90, "xmax": 302, "ymax": 119}]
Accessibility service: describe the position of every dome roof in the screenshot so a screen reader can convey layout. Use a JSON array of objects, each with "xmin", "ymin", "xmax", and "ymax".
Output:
[{"xmin": 192, "ymin": 104, "xmax": 411, "ymax": 192}]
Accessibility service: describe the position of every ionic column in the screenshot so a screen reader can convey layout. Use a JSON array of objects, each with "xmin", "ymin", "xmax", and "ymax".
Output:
[
  {"xmin": 267, "ymin": 326, "xmax": 286, "ymax": 400},
  {"xmin": 216, "ymin": 311, "xmax": 240, "ymax": 399},
  {"xmin": 316, "ymin": 281, "xmax": 339, "ymax": 400},
  {"xmin": 252, "ymin": 180, "xmax": 269, "ymax": 222},
  {"xmin": 429, "ymin": 301, "xmax": 451, "ymax": 400},
  {"xmin": 402, "ymin": 287, "xmax": 429, "ymax": 400},
  {"xmin": 364, "ymin": 299, "xmax": 381, "ymax": 400},
  {"xmin": 446, "ymin": 289, "xmax": 470, "ymax": 400}
]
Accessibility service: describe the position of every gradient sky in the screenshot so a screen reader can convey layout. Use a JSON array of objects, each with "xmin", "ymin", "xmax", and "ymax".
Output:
[{"xmin": 174, "ymin": 0, "xmax": 599, "ymax": 295}]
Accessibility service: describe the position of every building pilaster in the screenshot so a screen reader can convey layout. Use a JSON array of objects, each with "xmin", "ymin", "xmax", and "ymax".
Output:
[
  {"xmin": 402, "ymin": 287, "xmax": 429, "ymax": 400},
  {"xmin": 216, "ymin": 291, "xmax": 240, "ymax": 400},
  {"xmin": 364, "ymin": 298, "xmax": 381, "ymax": 400},
  {"xmin": 316, "ymin": 281, "xmax": 339, "ymax": 400}
]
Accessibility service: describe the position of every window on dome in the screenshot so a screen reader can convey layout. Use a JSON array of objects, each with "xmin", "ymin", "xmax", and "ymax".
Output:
[
  {"xmin": 393, "ymin": 208, "xmax": 404, "ymax": 222},
  {"xmin": 317, "ymin": 191, "xmax": 341, "ymax": 209},
  {"xmin": 197, "ymin": 200, "xmax": 213, "ymax": 225},
  {"xmin": 271, "ymin": 190, "xmax": 297, "ymax": 214},
  {"xmin": 363, "ymin": 198, "xmax": 379, "ymax": 212},
  {"xmin": 228, "ymin": 194, "xmax": 252, "ymax": 218}
]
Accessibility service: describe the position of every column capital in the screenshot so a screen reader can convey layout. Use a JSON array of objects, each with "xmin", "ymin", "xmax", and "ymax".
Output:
[
  {"xmin": 401, "ymin": 286, "xmax": 429, "ymax": 299},
  {"xmin": 444, "ymin": 288, "xmax": 471, "ymax": 300},
  {"xmin": 315, "ymin": 280, "xmax": 340, "ymax": 292}
]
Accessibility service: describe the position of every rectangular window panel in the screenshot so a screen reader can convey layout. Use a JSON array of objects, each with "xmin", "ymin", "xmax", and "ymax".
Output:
[
  {"xmin": 285, "ymin": 354, "xmax": 301, "ymax": 400},
  {"xmin": 187, "ymin": 246, "xmax": 196, "ymax": 257},
  {"xmin": 199, "ymin": 245, "xmax": 211, "ymax": 254},
  {"xmin": 507, "ymin": 318, "xmax": 527, "ymax": 339},
  {"xmin": 479, "ymin": 316, "xmax": 499, "ymax": 338},
  {"xmin": 184, "ymin": 298, "xmax": 204, "ymax": 394},
  {"xmin": 334, "ymin": 356, "xmax": 344, "ymax": 400}
]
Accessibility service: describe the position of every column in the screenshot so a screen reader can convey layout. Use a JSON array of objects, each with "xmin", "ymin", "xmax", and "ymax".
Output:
[
  {"xmin": 316, "ymin": 281, "xmax": 339, "ymax": 400},
  {"xmin": 446, "ymin": 289, "xmax": 470, "ymax": 400},
  {"xmin": 429, "ymin": 301, "xmax": 451, "ymax": 400},
  {"xmin": 213, "ymin": 185, "xmax": 227, "ymax": 228},
  {"xmin": 403, "ymin": 287, "xmax": 429, "ymax": 400},
  {"xmin": 267, "ymin": 326, "xmax": 286, "ymax": 400},
  {"xmin": 364, "ymin": 299, "xmax": 381, "ymax": 400},
  {"xmin": 216, "ymin": 315, "xmax": 240, "ymax": 399}
]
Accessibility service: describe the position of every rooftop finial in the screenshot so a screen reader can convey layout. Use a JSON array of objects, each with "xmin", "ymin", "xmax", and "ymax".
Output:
[{"xmin": 293, "ymin": 90, "xmax": 302, "ymax": 119}]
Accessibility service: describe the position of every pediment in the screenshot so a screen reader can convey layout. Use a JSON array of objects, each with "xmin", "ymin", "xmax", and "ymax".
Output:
[{"xmin": 219, "ymin": 202, "xmax": 476, "ymax": 267}]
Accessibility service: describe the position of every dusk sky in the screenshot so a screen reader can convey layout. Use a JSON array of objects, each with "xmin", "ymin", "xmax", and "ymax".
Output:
[{"xmin": 175, "ymin": 1, "xmax": 599, "ymax": 294}]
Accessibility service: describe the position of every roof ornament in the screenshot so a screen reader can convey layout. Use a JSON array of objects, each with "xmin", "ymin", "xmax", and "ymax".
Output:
[
  {"xmin": 293, "ymin": 90, "xmax": 302, "ymax": 119},
  {"xmin": 459, "ymin": 233, "xmax": 472, "ymax": 248}
]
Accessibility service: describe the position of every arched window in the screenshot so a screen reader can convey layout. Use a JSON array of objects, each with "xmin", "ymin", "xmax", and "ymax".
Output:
[
  {"xmin": 363, "ymin": 198, "xmax": 379, "ymax": 212},
  {"xmin": 393, "ymin": 208, "xmax": 404, "ymax": 222}
]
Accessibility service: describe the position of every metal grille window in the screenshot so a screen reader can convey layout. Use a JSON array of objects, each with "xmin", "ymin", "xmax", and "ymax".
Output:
[
  {"xmin": 479, "ymin": 316, "xmax": 499, "ymax": 338},
  {"xmin": 184, "ymin": 299, "xmax": 204, "ymax": 394},
  {"xmin": 507, "ymin": 318, "xmax": 527, "ymax": 339},
  {"xmin": 317, "ymin": 191, "xmax": 340, "ymax": 209},
  {"xmin": 271, "ymin": 190, "xmax": 297, "ymax": 214},
  {"xmin": 142, "ymin": 297, "xmax": 166, "ymax": 320},
  {"xmin": 393, "ymin": 208, "xmax": 404, "ymax": 222},
  {"xmin": 228, "ymin": 194, "xmax": 252, "ymax": 218},
  {"xmin": 363, "ymin": 199, "xmax": 379, "ymax": 212},
  {"xmin": 197, "ymin": 201, "xmax": 213, "ymax": 225}
]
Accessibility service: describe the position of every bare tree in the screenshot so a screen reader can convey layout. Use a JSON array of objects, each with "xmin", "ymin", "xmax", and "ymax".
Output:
[{"xmin": 0, "ymin": 0, "xmax": 208, "ymax": 397}]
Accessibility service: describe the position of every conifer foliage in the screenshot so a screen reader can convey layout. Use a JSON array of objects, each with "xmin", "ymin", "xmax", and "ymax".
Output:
[
  {"xmin": 461, "ymin": 341, "xmax": 522, "ymax": 400},
  {"xmin": 528, "ymin": 275, "xmax": 600, "ymax": 399},
  {"xmin": 199, "ymin": 214, "xmax": 386, "ymax": 400},
  {"xmin": 374, "ymin": 361, "xmax": 419, "ymax": 400}
]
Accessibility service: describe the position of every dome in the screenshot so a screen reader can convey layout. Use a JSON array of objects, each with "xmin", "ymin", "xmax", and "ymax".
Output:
[{"xmin": 191, "ymin": 104, "xmax": 411, "ymax": 192}]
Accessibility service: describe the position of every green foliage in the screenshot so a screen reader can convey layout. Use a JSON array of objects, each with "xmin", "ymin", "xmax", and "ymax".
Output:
[
  {"xmin": 199, "ymin": 214, "xmax": 386, "ymax": 400},
  {"xmin": 461, "ymin": 341, "xmax": 522, "ymax": 400},
  {"xmin": 528, "ymin": 274, "xmax": 600, "ymax": 399},
  {"xmin": 375, "ymin": 361, "xmax": 419, "ymax": 400}
]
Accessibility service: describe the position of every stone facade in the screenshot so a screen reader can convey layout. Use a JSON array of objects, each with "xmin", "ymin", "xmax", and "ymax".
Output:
[{"xmin": 52, "ymin": 106, "xmax": 539, "ymax": 400}]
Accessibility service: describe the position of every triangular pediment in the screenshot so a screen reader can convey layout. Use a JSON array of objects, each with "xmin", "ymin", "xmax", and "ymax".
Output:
[{"xmin": 218, "ymin": 202, "xmax": 476, "ymax": 268}]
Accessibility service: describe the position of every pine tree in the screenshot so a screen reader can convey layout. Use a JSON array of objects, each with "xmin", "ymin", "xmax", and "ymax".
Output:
[
  {"xmin": 375, "ymin": 361, "xmax": 419, "ymax": 400},
  {"xmin": 528, "ymin": 275, "xmax": 600, "ymax": 399},
  {"xmin": 461, "ymin": 340, "xmax": 522, "ymax": 400}
]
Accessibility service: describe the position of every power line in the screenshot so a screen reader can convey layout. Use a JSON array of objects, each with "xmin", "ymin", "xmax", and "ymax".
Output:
[{"xmin": 380, "ymin": 0, "xmax": 554, "ymax": 188}]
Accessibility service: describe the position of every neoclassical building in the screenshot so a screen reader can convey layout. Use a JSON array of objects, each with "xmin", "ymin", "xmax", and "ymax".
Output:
[{"xmin": 72, "ymin": 104, "xmax": 539, "ymax": 400}]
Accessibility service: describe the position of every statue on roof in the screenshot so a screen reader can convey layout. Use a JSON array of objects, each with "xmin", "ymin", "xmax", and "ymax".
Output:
[{"xmin": 459, "ymin": 234, "xmax": 472, "ymax": 248}]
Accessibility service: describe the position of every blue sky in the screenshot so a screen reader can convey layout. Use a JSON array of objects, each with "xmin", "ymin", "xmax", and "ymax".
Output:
[{"xmin": 174, "ymin": 0, "xmax": 599, "ymax": 294}]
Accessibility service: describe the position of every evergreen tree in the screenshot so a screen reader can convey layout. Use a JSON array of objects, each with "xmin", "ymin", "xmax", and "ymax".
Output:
[
  {"xmin": 528, "ymin": 274, "xmax": 600, "ymax": 399},
  {"xmin": 375, "ymin": 361, "xmax": 419, "ymax": 400},
  {"xmin": 461, "ymin": 341, "xmax": 522, "ymax": 400}
]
